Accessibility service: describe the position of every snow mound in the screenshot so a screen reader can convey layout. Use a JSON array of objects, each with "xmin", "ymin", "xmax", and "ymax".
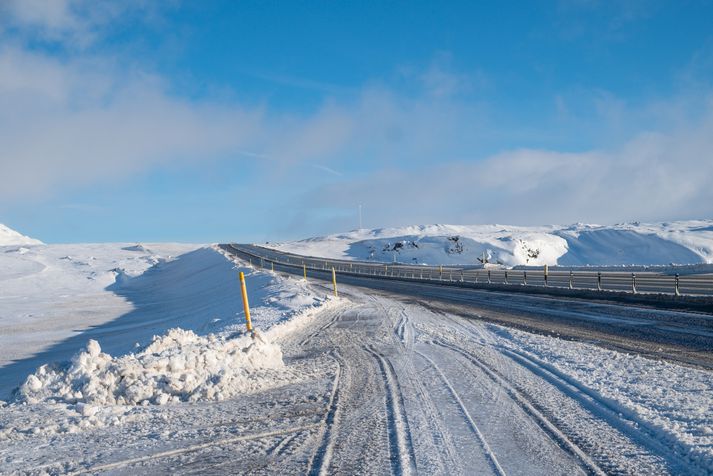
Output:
[
  {"xmin": 15, "ymin": 329, "xmax": 287, "ymax": 406},
  {"xmin": 0, "ymin": 223, "xmax": 42, "ymax": 246}
]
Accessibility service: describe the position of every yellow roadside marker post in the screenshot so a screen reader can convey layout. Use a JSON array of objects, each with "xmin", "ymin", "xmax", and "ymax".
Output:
[
  {"xmin": 332, "ymin": 267, "xmax": 338, "ymax": 297},
  {"xmin": 238, "ymin": 272, "xmax": 254, "ymax": 336},
  {"xmin": 303, "ymin": 263, "xmax": 307, "ymax": 280}
]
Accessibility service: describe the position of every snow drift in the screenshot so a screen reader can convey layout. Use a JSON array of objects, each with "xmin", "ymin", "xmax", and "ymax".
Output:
[
  {"xmin": 15, "ymin": 329, "xmax": 286, "ymax": 406},
  {"xmin": 266, "ymin": 220, "xmax": 713, "ymax": 267}
]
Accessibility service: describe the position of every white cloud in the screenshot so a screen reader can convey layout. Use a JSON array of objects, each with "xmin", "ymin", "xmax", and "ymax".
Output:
[
  {"xmin": 0, "ymin": 0, "xmax": 149, "ymax": 47},
  {"xmin": 0, "ymin": 46, "xmax": 264, "ymax": 200},
  {"xmin": 294, "ymin": 105, "xmax": 713, "ymax": 230}
]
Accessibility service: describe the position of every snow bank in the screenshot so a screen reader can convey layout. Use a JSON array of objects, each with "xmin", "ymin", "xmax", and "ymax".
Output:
[
  {"xmin": 266, "ymin": 220, "xmax": 713, "ymax": 267},
  {"xmin": 0, "ymin": 223, "xmax": 42, "ymax": 246},
  {"xmin": 0, "ymin": 242, "xmax": 201, "ymax": 398},
  {"xmin": 5, "ymin": 244, "xmax": 342, "ymax": 409},
  {"xmin": 15, "ymin": 329, "xmax": 287, "ymax": 406}
]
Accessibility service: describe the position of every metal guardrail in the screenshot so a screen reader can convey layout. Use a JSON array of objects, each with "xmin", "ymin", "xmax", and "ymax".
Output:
[{"xmin": 224, "ymin": 244, "xmax": 713, "ymax": 297}]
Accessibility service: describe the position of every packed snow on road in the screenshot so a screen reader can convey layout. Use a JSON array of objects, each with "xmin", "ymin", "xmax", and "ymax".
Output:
[{"xmin": 0, "ymin": 223, "xmax": 711, "ymax": 474}]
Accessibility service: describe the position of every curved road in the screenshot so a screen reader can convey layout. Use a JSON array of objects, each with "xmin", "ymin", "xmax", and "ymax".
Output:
[{"xmin": 223, "ymin": 244, "xmax": 713, "ymax": 369}]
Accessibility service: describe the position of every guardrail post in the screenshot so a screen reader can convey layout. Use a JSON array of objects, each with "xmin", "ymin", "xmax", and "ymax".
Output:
[
  {"xmin": 439, "ymin": 265, "xmax": 443, "ymax": 278},
  {"xmin": 674, "ymin": 273, "xmax": 680, "ymax": 296},
  {"xmin": 544, "ymin": 264, "xmax": 548, "ymax": 287},
  {"xmin": 475, "ymin": 271, "xmax": 479, "ymax": 283},
  {"xmin": 631, "ymin": 273, "xmax": 637, "ymax": 293},
  {"xmin": 568, "ymin": 270, "xmax": 573, "ymax": 289},
  {"xmin": 271, "ymin": 261, "xmax": 274, "ymax": 272},
  {"xmin": 523, "ymin": 270, "xmax": 527, "ymax": 285},
  {"xmin": 504, "ymin": 270, "xmax": 508, "ymax": 284},
  {"xmin": 597, "ymin": 272, "xmax": 602, "ymax": 291},
  {"xmin": 487, "ymin": 270, "xmax": 491, "ymax": 284},
  {"xmin": 460, "ymin": 270, "xmax": 464, "ymax": 282}
]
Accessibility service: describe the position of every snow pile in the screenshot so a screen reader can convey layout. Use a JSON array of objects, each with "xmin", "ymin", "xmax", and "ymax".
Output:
[
  {"xmin": 266, "ymin": 220, "xmax": 713, "ymax": 267},
  {"xmin": 15, "ymin": 329, "xmax": 286, "ymax": 406},
  {"xmin": 0, "ymin": 223, "xmax": 43, "ymax": 246}
]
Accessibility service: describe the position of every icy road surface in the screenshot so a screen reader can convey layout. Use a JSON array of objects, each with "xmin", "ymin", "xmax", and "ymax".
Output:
[{"xmin": 2, "ymin": 282, "xmax": 711, "ymax": 475}]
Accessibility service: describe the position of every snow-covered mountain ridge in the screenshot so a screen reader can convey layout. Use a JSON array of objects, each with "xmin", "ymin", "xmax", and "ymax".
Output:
[
  {"xmin": 265, "ymin": 220, "xmax": 713, "ymax": 267},
  {"xmin": 0, "ymin": 223, "xmax": 42, "ymax": 246}
]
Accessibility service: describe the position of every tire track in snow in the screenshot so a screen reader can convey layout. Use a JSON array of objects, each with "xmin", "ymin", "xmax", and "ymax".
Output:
[
  {"xmin": 64, "ymin": 424, "xmax": 322, "ymax": 475},
  {"xmin": 499, "ymin": 346, "xmax": 710, "ymax": 476},
  {"xmin": 374, "ymin": 297, "xmax": 460, "ymax": 473},
  {"xmin": 414, "ymin": 349, "xmax": 507, "ymax": 476},
  {"xmin": 431, "ymin": 339, "xmax": 605, "ymax": 476},
  {"xmin": 299, "ymin": 308, "xmax": 342, "ymax": 346},
  {"xmin": 364, "ymin": 345, "xmax": 417, "ymax": 475},
  {"xmin": 306, "ymin": 351, "xmax": 344, "ymax": 476},
  {"xmin": 418, "ymin": 307, "xmax": 676, "ymax": 474}
]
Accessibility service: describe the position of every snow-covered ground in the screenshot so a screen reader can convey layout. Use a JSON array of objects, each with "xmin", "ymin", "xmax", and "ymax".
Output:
[
  {"xmin": 3, "ymin": 285, "xmax": 709, "ymax": 474},
  {"xmin": 265, "ymin": 220, "xmax": 713, "ymax": 267},
  {"xmin": 1, "ymin": 223, "xmax": 711, "ymax": 474}
]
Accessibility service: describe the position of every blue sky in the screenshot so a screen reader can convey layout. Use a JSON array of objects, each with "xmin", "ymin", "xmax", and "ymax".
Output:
[{"xmin": 1, "ymin": 1, "xmax": 712, "ymax": 243}]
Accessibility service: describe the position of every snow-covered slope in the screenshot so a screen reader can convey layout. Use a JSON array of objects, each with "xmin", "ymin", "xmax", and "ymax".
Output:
[
  {"xmin": 0, "ymin": 242, "xmax": 334, "ymax": 400},
  {"xmin": 0, "ymin": 223, "xmax": 42, "ymax": 246},
  {"xmin": 266, "ymin": 220, "xmax": 713, "ymax": 267}
]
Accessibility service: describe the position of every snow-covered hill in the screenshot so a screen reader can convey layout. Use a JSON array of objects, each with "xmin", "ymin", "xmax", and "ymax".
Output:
[
  {"xmin": 265, "ymin": 220, "xmax": 713, "ymax": 267},
  {"xmin": 0, "ymin": 223, "xmax": 42, "ymax": 246}
]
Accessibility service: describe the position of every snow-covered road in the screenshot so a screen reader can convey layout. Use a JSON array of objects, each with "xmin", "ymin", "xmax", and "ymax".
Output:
[
  {"xmin": 285, "ymin": 287, "xmax": 708, "ymax": 475},
  {"xmin": 4, "ymin": 281, "xmax": 710, "ymax": 474}
]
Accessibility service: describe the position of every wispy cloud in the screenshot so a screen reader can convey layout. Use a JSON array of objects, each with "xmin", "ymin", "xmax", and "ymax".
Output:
[{"xmin": 310, "ymin": 164, "xmax": 343, "ymax": 177}]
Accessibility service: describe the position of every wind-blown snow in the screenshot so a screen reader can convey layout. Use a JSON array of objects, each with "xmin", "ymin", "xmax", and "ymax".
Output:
[
  {"xmin": 266, "ymin": 220, "xmax": 713, "ymax": 267},
  {"xmin": 0, "ymin": 223, "xmax": 42, "ymax": 246}
]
